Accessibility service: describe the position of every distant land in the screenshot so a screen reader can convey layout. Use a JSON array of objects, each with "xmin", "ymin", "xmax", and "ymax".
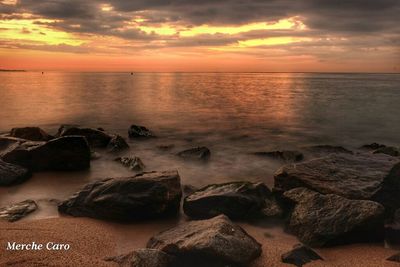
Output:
[{"xmin": 0, "ymin": 69, "xmax": 26, "ymax": 72}]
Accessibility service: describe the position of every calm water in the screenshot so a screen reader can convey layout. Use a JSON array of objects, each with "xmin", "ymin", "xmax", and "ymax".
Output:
[{"xmin": 1, "ymin": 72, "xmax": 400, "ymax": 218}]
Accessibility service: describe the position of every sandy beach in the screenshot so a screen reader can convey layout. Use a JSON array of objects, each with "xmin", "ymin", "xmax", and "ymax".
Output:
[{"xmin": 1, "ymin": 216, "xmax": 398, "ymax": 267}]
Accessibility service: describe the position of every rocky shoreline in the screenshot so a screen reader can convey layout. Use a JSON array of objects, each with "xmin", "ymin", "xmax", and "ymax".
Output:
[{"xmin": 1, "ymin": 125, "xmax": 400, "ymax": 266}]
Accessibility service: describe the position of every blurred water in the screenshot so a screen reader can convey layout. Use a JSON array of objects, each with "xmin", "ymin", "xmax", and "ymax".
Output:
[{"xmin": 0, "ymin": 72, "xmax": 399, "ymax": 217}]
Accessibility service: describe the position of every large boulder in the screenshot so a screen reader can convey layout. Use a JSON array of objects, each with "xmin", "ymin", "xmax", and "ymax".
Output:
[
  {"xmin": 253, "ymin": 150, "xmax": 303, "ymax": 162},
  {"xmin": 281, "ymin": 244, "xmax": 323, "ymax": 267},
  {"xmin": 105, "ymin": 249, "xmax": 172, "ymax": 267},
  {"xmin": 0, "ymin": 200, "xmax": 38, "ymax": 222},
  {"xmin": 128, "ymin": 125, "xmax": 155, "ymax": 138},
  {"xmin": 183, "ymin": 181, "xmax": 272, "ymax": 220},
  {"xmin": 58, "ymin": 170, "xmax": 182, "ymax": 221},
  {"xmin": 1, "ymin": 136, "xmax": 91, "ymax": 171},
  {"xmin": 274, "ymin": 153, "xmax": 400, "ymax": 214},
  {"xmin": 177, "ymin": 147, "xmax": 211, "ymax": 162},
  {"xmin": 0, "ymin": 160, "xmax": 31, "ymax": 186},
  {"xmin": 57, "ymin": 125, "xmax": 112, "ymax": 148},
  {"xmin": 283, "ymin": 187, "xmax": 385, "ymax": 247},
  {"xmin": 9, "ymin": 127, "xmax": 53, "ymax": 141},
  {"xmin": 385, "ymin": 209, "xmax": 400, "ymax": 247},
  {"xmin": 147, "ymin": 215, "xmax": 262, "ymax": 266}
]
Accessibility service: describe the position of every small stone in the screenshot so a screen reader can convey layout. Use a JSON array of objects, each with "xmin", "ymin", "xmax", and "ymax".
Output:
[
  {"xmin": 0, "ymin": 200, "xmax": 38, "ymax": 222},
  {"xmin": 115, "ymin": 156, "xmax": 145, "ymax": 172},
  {"xmin": 281, "ymin": 244, "xmax": 323, "ymax": 267}
]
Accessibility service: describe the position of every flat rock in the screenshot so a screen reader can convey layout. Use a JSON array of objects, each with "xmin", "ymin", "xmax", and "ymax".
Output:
[
  {"xmin": 177, "ymin": 147, "xmax": 210, "ymax": 161},
  {"xmin": 281, "ymin": 244, "xmax": 323, "ymax": 267},
  {"xmin": 253, "ymin": 150, "xmax": 303, "ymax": 162},
  {"xmin": 10, "ymin": 127, "xmax": 53, "ymax": 141},
  {"xmin": 274, "ymin": 153, "xmax": 400, "ymax": 214},
  {"xmin": 128, "ymin": 125, "xmax": 155, "ymax": 138},
  {"xmin": 147, "ymin": 215, "xmax": 262, "ymax": 266},
  {"xmin": 387, "ymin": 252, "xmax": 400, "ymax": 263},
  {"xmin": 0, "ymin": 200, "xmax": 38, "ymax": 222},
  {"xmin": 107, "ymin": 134, "xmax": 129, "ymax": 152},
  {"xmin": 115, "ymin": 156, "xmax": 145, "ymax": 172},
  {"xmin": 58, "ymin": 170, "xmax": 182, "ymax": 221},
  {"xmin": 105, "ymin": 249, "xmax": 172, "ymax": 267},
  {"xmin": 0, "ymin": 160, "xmax": 31, "ymax": 186},
  {"xmin": 183, "ymin": 181, "xmax": 271, "ymax": 220},
  {"xmin": 283, "ymin": 187, "xmax": 385, "ymax": 247},
  {"xmin": 1, "ymin": 136, "xmax": 91, "ymax": 171},
  {"xmin": 57, "ymin": 125, "xmax": 112, "ymax": 148}
]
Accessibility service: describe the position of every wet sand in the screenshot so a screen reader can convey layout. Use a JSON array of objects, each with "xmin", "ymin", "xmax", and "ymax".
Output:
[{"xmin": 1, "ymin": 217, "xmax": 398, "ymax": 267}]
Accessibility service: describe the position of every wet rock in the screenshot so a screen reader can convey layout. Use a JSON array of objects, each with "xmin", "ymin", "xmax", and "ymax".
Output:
[
  {"xmin": 0, "ymin": 136, "xmax": 25, "ymax": 157},
  {"xmin": 182, "ymin": 184, "xmax": 198, "ymax": 196},
  {"xmin": 147, "ymin": 215, "xmax": 262, "ymax": 266},
  {"xmin": 0, "ymin": 200, "xmax": 38, "ymax": 222},
  {"xmin": 107, "ymin": 134, "xmax": 129, "ymax": 152},
  {"xmin": 2, "ymin": 136, "xmax": 91, "ymax": 171},
  {"xmin": 57, "ymin": 125, "xmax": 112, "ymax": 148},
  {"xmin": 10, "ymin": 127, "xmax": 53, "ymax": 141},
  {"xmin": 128, "ymin": 125, "xmax": 155, "ymax": 138},
  {"xmin": 385, "ymin": 209, "xmax": 400, "ymax": 247},
  {"xmin": 281, "ymin": 244, "xmax": 323, "ymax": 267},
  {"xmin": 373, "ymin": 146, "xmax": 400, "ymax": 157},
  {"xmin": 283, "ymin": 187, "xmax": 385, "ymax": 247},
  {"xmin": 253, "ymin": 150, "xmax": 303, "ymax": 162},
  {"xmin": 183, "ymin": 181, "xmax": 271, "ymax": 220},
  {"xmin": 262, "ymin": 198, "xmax": 284, "ymax": 218},
  {"xmin": 105, "ymin": 249, "xmax": 172, "ymax": 267},
  {"xmin": 177, "ymin": 146, "xmax": 210, "ymax": 161},
  {"xmin": 303, "ymin": 145, "xmax": 353, "ymax": 155},
  {"xmin": 58, "ymin": 170, "xmax": 182, "ymax": 221},
  {"xmin": 115, "ymin": 156, "xmax": 145, "ymax": 172},
  {"xmin": 387, "ymin": 252, "xmax": 400, "ymax": 263},
  {"xmin": 0, "ymin": 160, "xmax": 31, "ymax": 186},
  {"xmin": 274, "ymin": 153, "xmax": 400, "ymax": 215},
  {"xmin": 361, "ymin": 143, "xmax": 387, "ymax": 150}
]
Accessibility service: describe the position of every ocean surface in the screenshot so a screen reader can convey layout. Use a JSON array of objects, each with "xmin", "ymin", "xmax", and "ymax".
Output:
[{"xmin": 1, "ymin": 72, "xmax": 400, "ymax": 219}]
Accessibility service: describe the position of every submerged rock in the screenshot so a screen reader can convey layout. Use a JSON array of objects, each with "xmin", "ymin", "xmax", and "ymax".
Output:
[
  {"xmin": 128, "ymin": 125, "xmax": 155, "ymax": 138},
  {"xmin": 274, "ymin": 153, "xmax": 400, "ymax": 214},
  {"xmin": 57, "ymin": 125, "xmax": 112, "ymax": 148},
  {"xmin": 0, "ymin": 200, "xmax": 38, "ymax": 222},
  {"xmin": 283, "ymin": 187, "xmax": 385, "ymax": 247},
  {"xmin": 115, "ymin": 156, "xmax": 145, "ymax": 172},
  {"xmin": 107, "ymin": 134, "xmax": 129, "ymax": 152},
  {"xmin": 10, "ymin": 127, "xmax": 53, "ymax": 141},
  {"xmin": 105, "ymin": 249, "xmax": 172, "ymax": 267},
  {"xmin": 2, "ymin": 136, "xmax": 91, "ymax": 171},
  {"xmin": 183, "ymin": 181, "xmax": 271, "ymax": 220},
  {"xmin": 253, "ymin": 150, "xmax": 303, "ymax": 162},
  {"xmin": 281, "ymin": 244, "xmax": 323, "ymax": 267},
  {"xmin": 58, "ymin": 170, "xmax": 182, "ymax": 221},
  {"xmin": 177, "ymin": 147, "xmax": 210, "ymax": 161},
  {"xmin": 387, "ymin": 252, "xmax": 400, "ymax": 263},
  {"xmin": 0, "ymin": 160, "xmax": 31, "ymax": 186},
  {"xmin": 147, "ymin": 215, "xmax": 262, "ymax": 266}
]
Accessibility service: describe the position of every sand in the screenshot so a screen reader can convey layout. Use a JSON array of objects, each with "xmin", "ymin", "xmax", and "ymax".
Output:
[{"xmin": 0, "ymin": 217, "xmax": 398, "ymax": 267}]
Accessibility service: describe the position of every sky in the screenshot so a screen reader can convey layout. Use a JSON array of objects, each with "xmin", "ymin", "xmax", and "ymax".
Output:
[{"xmin": 0, "ymin": 0, "xmax": 399, "ymax": 72}]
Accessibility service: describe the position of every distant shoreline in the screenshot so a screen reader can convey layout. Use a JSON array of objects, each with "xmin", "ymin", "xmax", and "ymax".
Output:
[{"xmin": 0, "ymin": 69, "xmax": 26, "ymax": 72}]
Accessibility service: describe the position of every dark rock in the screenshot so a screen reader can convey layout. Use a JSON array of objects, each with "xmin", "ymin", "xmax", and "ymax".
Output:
[
  {"xmin": 373, "ymin": 146, "xmax": 400, "ymax": 157},
  {"xmin": 182, "ymin": 184, "xmax": 198, "ymax": 196},
  {"xmin": 177, "ymin": 147, "xmax": 210, "ymax": 161},
  {"xmin": 283, "ymin": 187, "xmax": 385, "ymax": 247},
  {"xmin": 387, "ymin": 252, "xmax": 400, "ymax": 263},
  {"xmin": 2, "ymin": 136, "xmax": 91, "ymax": 171},
  {"xmin": 107, "ymin": 134, "xmax": 129, "ymax": 152},
  {"xmin": 0, "ymin": 136, "xmax": 25, "ymax": 157},
  {"xmin": 0, "ymin": 160, "xmax": 31, "ymax": 186},
  {"xmin": 105, "ymin": 249, "xmax": 172, "ymax": 267},
  {"xmin": 253, "ymin": 150, "xmax": 303, "ymax": 162},
  {"xmin": 10, "ymin": 127, "xmax": 53, "ymax": 141},
  {"xmin": 0, "ymin": 200, "xmax": 38, "ymax": 222},
  {"xmin": 385, "ymin": 209, "xmax": 400, "ymax": 247},
  {"xmin": 281, "ymin": 244, "xmax": 323, "ymax": 267},
  {"xmin": 147, "ymin": 215, "xmax": 262, "ymax": 266},
  {"xmin": 115, "ymin": 156, "xmax": 145, "ymax": 172},
  {"xmin": 361, "ymin": 143, "xmax": 386, "ymax": 150},
  {"xmin": 57, "ymin": 125, "xmax": 112, "ymax": 148},
  {"xmin": 58, "ymin": 170, "xmax": 182, "ymax": 221},
  {"xmin": 128, "ymin": 125, "xmax": 155, "ymax": 138},
  {"xmin": 183, "ymin": 181, "xmax": 271, "ymax": 220},
  {"xmin": 303, "ymin": 145, "xmax": 353, "ymax": 155},
  {"xmin": 274, "ymin": 153, "xmax": 400, "ymax": 215},
  {"xmin": 261, "ymin": 198, "xmax": 284, "ymax": 218}
]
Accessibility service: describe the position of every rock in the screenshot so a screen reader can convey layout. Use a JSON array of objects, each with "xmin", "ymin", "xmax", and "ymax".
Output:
[
  {"xmin": 361, "ymin": 143, "xmax": 387, "ymax": 150},
  {"xmin": 387, "ymin": 252, "xmax": 400, "ymax": 263},
  {"xmin": 283, "ymin": 187, "xmax": 385, "ymax": 247},
  {"xmin": 107, "ymin": 134, "xmax": 129, "ymax": 152},
  {"xmin": 281, "ymin": 244, "xmax": 323, "ymax": 267},
  {"xmin": 183, "ymin": 181, "xmax": 271, "ymax": 220},
  {"xmin": 0, "ymin": 136, "xmax": 25, "ymax": 157},
  {"xmin": 147, "ymin": 215, "xmax": 261, "ymax": 266},
  {"xmin": 10, "ymin": 127, "xmax": 53, "ymax": 141},
  {"xmin": 57, "ymin": 125, "xmax": 112, "ymax": 148},
  {"xmin": 0, "ymin": 200, "xmax": 38, "ymax": 222},
  {"xmin": 128, "ymin": 125, "xmax": 155, "ymax": 138},
  {"xmin": 177, "ymin": 147, "xmax": 210, "ymax": 161},
  {"xmin": 115, "ymin": 156, "xmax": 145, "ymax": 172},
  {"xmin": 105, "ymin": 249, "xmax": 172, "ymax": 267},
  {"xmin": 182, "ymin": 184, "xmax": 198, "ymax": 196},
  {"xmin": 2, "ymin": 136, "xmax": 91, "ymax": 171},
  {"xmin": 58, "ymin": 170, "xmax": 182, "ymax": 221},
  {"xmin": 303, "ymin": 145, "xmax": 353, "ymax": 155},
  {"xmin": 373, "ymin": 146, "xmax": 400, "ymax": 157},
  {"xmin": 157, "ymin": 144, "xmax": 175, "ymax": 151},
  {"xmin": 253, "ymin": 150, "xmax": 303, "ymax": 162},
  {"xmin": 385, "ymin": 209, "xmax": 400, "ymax": 247},
  {"xmin": 274, "ymin": 153, "xmax": 400, "ymax": 215},
  {"xmin": 262, "ymin": 198, "xmax": 284, "ymax": 218},
  {"xmin": 0, "ymin": 160, "xmax": 31, "ymax": 186}
]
